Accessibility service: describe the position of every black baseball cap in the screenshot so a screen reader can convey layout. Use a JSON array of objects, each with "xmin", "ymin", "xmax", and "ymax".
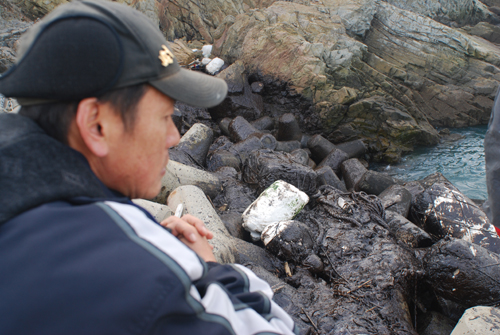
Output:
[{"xmin": 0, "ymin": 0, "xmax": 227, "ymax": 107}]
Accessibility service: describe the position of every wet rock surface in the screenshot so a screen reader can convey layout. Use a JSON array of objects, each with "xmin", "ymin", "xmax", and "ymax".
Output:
[
  {"xmin": 160, "ymin": 111, "xmax": 499, "ymax": 333},
  {"xmin": 411, "ymin": 173, "xmax": 500, "ymax": 253}
]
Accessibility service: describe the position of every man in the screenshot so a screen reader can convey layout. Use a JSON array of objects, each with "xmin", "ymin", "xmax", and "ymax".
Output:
[
  {"xmin": 485, "ymin": 87, "xmax": 500, "ymax": 236},
  {"xmin": 0, "ymin": 1, "xmax": 296, "ymax": 334}
]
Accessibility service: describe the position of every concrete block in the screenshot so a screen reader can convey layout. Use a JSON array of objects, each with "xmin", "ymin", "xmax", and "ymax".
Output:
[
  {"xmin": 132, "ymin": 199, "xmax": 173, "ymax": 223},
  {"xmin": 167, "ymin": 185, "xmax": 236, "ymax": 264},
  {"xmin": 451, "ymin": 306, "xmax": 500, "ymax": 335}
]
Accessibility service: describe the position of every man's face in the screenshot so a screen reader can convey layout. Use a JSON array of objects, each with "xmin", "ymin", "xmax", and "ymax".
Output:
[{"xmin": 103, "ymin": 86, "xmax": 180, "ymax": 199}]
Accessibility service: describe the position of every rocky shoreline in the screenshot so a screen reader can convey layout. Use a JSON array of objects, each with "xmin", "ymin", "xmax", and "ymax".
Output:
[
  {"xmin": 2, "ymin": 1, "xmax": 500, "ymax": 334},
  {"xmin": 147, "ymin": 104, "xmax": 500, "ymax": 333}
]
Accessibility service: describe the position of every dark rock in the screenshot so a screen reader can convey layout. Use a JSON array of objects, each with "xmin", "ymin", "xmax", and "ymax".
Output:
[
  {"xmin": 172, "ymin": 107, "xmax": 183, "ymax": 132},
  {"xmin": 228, "ymin": 116, "xmax": 260, "ymax": 142},
  {"xmin": 255, "ymin": 133, "xmax": 277, "ymax": 150},
  {"xmin": 412, "ymin": 173, "xmax": 500, "ymax": 253},
  {"xmin": 206, "ymin": 149, "xmax": 241, "ymax": 171},
  {"xmin": 209, "ymin": 135, "xmax": 233, "ymax": 152},
  {"xmin": 233, "ymin": 238, "xmax": 282, "ymax": 273},
  {"xmin": 219, "ymin": 211, "xmax": 246, "ymax": 240},
  {"xmin": 250, "ymin": 81, "xmax": 264, "ymax": 93},
  {"xmin": 251, "ymin": 115, "xmax": 274, "ymax": 131},
  {"xmin": 404, "ymin": 180, "xmax": 426, "ymax": 202},
  {"xmin": 222, "ymin": 177, "xmax": 257, "ymax": 213},
  {"xmin": 435, "ymin": 296, "xmax": 467, "ymax": 322},
  {"xmin": 317, "ymin": 148, "xmax": 349, "ymax": 175},
  {"xmin": 277, "ymin": 113, "xmax": 302, "ymax": 141},
  {"xmin": 422, "ymin": 238, "xmax": 500, "ymax": 308},
  {"xmin": 211, "ymin": 61, "xmax": 263, "ymax": 119},
  {"xmin": 243, "ymin": 149, "xmax": 317, "ymax": 195},
  {"xmin": 302, "ymin": 254, "xmax": 324, "ymax": 274},
  {"xmin": 175, "ymin": 123, "xmax": 213, "ymax": 166},
  {"xmin": 417, "ymin": 311, "xmax": 456, "ymax": 335},
  {"xmin": 307, "ymin": 134, "xmax": 336, "ymax": 162},
  {"xmin": 335, "ymin": 139, "xmax": 367, "ymax": 159},
  {"xmin": 290, "ymin": 149, "xmax": 309, "ymax": 166},
  {"xmin": 379, "ymin": 184, "xmax": 413, "ymax": 218},
  {"xmin": 245, "ymin": 264, "xmax": 312, "ymax": 335},
  {"xmin": 214, "ymin": 166, "xmax": 239, "ymax": 180},
  {"xmin": 275, "ymin": 140, "xmax": 301, "ymax": 153},
  {"xmin": 262, "ymin": 220, "xmax": 314, "ymax": 262},
  {"xmin": 167, "ymin": 148, "xmax": 199, "ymax": 168},
  {"xmin": 340, "ymin": 158, "xmax": 368, "ymax": 191},
  {"xmin": 300, "ymin": 134, "xmax": 310, "ymax": 149},
  {"xmin": 385, "ymin": 211, "xmax": 432, "ymax": 248},
  {"xmin": 219, "ymin": 117, "xmax": 232, "ymax": 137},
  {"xmin": 315, "ymin": 186, "xmax": 418, "ymax": 334},
  {"xmin": 175, "ymin": 102, "xmax": 212, "ymax": 135},
  {"xmin": 307, "ymin": 158, "xmax": 316, "ymax": 170},
  {"xmin": 355, "ymin": 170, "xmax": 397, "ymax": 195},
  {"xmin": 229, "ymin": 136, "xmax": 263, "ymax": 164},
  {"xmin": 315, "ymin": 166, "xmax": 347, "ymax": 192}
]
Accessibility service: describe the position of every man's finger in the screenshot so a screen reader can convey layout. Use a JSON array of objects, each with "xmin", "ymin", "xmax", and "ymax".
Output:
[
  {"xmin": 161, "ymin": 216, "xmax": 199, "ymax": 243},
  {"xmin": 181, "ymin": 214, "xmax": 214, "ymax": 239}
]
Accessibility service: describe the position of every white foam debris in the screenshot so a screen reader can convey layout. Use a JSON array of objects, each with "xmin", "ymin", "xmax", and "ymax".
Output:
[
  {"xmin": 242, "ymin": 180, "xmax": 309, "ymax": 241},
  {"xmin": 206, "ymin": 57, "xmax": 224, "ymax": 74},
  {"xmin": 202, "ymin": 45, "xmax": 212, "ymax": 58},
  {"xmin": 201, "ymin": 57, "xmax": 212, "ymax": 65}
]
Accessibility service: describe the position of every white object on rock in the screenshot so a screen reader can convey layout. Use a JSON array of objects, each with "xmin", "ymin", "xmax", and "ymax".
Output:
[
  {"xmin": 201, "ymin": 57, "xmax": 212, "ymax": 65},
  {"xmin": 201, "ymin": 45, "xmax": 212, "ymax": 58},
  {"xmin": 451, "ymin": 306, "xmax": 500, "ymax": 334},
  {"xmin": 206, "ymin": 57, "xmax": 224, "ymax": 75},
  {"xmin": 242, "ymin": 180, "xmax": 309, "ymax": 241}
]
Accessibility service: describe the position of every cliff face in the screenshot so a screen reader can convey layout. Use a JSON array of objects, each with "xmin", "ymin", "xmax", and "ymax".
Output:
[{"xmin": 4, "ymin": 0, "xmax": 500, "ymax": 162}]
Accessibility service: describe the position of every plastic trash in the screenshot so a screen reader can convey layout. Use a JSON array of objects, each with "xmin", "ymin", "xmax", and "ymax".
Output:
[
  {"xmin": 201, "ymin": 57, "xmax": 212, "ymax": 65},
  {"xmin": 201, "ymin": 45, "xmax": 212, "ymax": 58},
  {"xmin": 242, "ymin": 180, "xmax": 309, "ymax": 241},
  {"xmin": 206, "ymin": 57, "xmax": 224, "ymax": 75}
]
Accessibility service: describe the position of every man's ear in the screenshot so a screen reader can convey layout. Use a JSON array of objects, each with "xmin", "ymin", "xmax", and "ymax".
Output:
[{"xmin": 75, "ymin": 97, "xmax": 109, "ymax": 157}]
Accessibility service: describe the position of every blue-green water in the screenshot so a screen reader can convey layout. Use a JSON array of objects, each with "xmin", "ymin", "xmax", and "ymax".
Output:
[{"xmin": 372, "ymin": 125, "xmax": 488, "ymax": 200}]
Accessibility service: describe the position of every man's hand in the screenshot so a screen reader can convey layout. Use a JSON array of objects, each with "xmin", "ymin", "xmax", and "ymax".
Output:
[{"xmin": 161, "ymin": 214, "xmax": 216, "ymax": 262}]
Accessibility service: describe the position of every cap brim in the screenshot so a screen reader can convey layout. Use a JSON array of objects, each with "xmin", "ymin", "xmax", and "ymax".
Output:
[{"xmin": 150, "ymin": 68, "xmax": 227, "ymax": 108}]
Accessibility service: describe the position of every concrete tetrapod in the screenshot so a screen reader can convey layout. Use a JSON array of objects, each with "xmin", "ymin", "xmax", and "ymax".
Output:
[
  {"xmin": 167, "ymin": 185, "xmax": 237, "ymax": 264},
  {"xmin": 154, "ymin": 160, "xmax": 222, "ymax": 204},
  {"xmin": 132, "ymin": 199, "xmax": 173, "ymax": 223},
  {"xmin": 175, "ymin": 123, "xmax": 214, "ymax": 166},
  {"xmin": 451, "ymin": 306, "xmax": 500, "ymax": 335}
]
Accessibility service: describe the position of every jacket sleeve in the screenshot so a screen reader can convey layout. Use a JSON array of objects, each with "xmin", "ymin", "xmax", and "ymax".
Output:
[
  {"xmin": 485, "ymin": 88, "xmax": 500, "ymax": 229},
  {"xmin": 193, "ymin": 262, "xmax": 298, "ymax": 335}
]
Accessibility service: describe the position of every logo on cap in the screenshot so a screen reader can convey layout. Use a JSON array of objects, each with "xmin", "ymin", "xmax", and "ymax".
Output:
[{"xmin": 159, "ymin": 45, "xmax": 174, "ymax": 67}]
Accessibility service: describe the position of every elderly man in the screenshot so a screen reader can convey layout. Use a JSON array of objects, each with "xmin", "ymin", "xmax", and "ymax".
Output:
[{"xmin": 0, "ymin": 1, "xmax": 296, "ymax": 334}]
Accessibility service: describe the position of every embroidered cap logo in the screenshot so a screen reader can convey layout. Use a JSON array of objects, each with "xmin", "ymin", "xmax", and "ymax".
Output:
[{"xmin": 159, "ymin": 45, "xmax": 174, "ymax": 67}]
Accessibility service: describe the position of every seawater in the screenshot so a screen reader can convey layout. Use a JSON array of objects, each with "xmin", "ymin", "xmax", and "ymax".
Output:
[{"xmin": 372, "ymin": 125, "xmax": 488, "ymax": 200}]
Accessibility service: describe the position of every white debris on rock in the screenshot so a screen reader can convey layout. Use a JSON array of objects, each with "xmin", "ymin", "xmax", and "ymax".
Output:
[
  {"xmin": 206, "ymin": 57, "xmax": 224, "ymax": 75},
  {"xmin": 201, "ymin": 57, "xmax": 212, "ymax": 65},
  {"xmin": 242, "ymin": 180, "xmax": 309, "ymax": 241},
  {"xmin": 201, "ymin": 45, "xmax": 212, "ymax": 58}
]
